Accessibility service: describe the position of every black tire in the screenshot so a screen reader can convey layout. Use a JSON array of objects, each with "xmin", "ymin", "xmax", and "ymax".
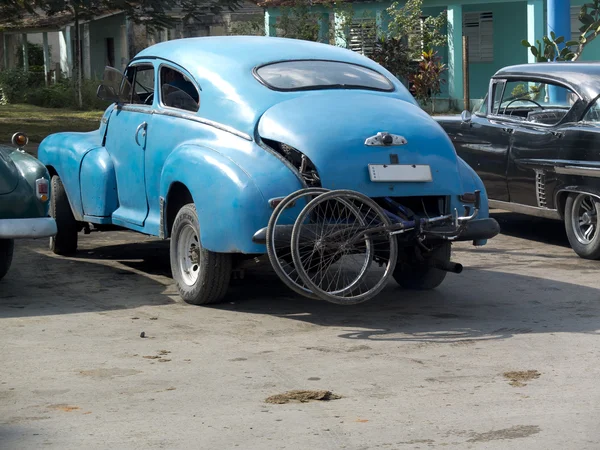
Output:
[
  {"xmin": 0, "ymin": 239, "xmax": 14, "ymax": 281},
  {"xmin": 49, "ymin": 175, "xmax": 78, "ymax": 255},
  {"xmin": 169, "ymin": 203, "xmax": 232, "ymax": 305},
  {"xmin": 564, "ymin": 193, "xmax": 600, "ymax": 260},
  {"xmin": 393, "ymin": 242, "xmax": 450, "ymax": 290}
]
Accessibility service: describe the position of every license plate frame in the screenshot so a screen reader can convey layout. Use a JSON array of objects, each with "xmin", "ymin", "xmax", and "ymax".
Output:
[{"xmin": 368, "ymin": 164, "xmax": 432, "ymax": 182}]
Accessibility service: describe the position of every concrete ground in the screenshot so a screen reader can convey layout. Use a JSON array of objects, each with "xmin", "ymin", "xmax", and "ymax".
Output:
[{"xmin": 1, "ymin": 211, "xmax": 599, "ymax": 450}]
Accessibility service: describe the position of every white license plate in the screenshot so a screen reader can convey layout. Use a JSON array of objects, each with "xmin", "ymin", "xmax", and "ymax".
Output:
[{"xmin": 368, "ymin": 164, "xmax": 432, "ymax": 182}]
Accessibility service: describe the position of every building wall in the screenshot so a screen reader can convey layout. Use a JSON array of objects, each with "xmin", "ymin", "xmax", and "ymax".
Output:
[
  {"xmin": 88, "ymin": 13, "xmax": 127, "ymax": 78},
  {"xmin": 462, "ymin": 2, "xmax": 528, "ymax": 100}
]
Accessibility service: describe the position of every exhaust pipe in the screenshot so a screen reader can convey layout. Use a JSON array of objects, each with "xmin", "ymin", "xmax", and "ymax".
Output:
[{"xmin": 433, "ymin": 259, "xmax": 463, "ymax": 274}]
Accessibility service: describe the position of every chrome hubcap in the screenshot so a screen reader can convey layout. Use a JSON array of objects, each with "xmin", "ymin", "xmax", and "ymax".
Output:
[
  {"xmin": 572, "ymin": 194, "xmax": 598, "ymax": 245},
  {"xmin": 178, "ymin": 224, "xmax": 200, "ymax": 286}
]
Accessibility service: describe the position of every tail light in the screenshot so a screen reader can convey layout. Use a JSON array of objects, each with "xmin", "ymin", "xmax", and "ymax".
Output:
[{"xmin": 36, "ymin": 178, "xmax": 49, "ymax": 202}]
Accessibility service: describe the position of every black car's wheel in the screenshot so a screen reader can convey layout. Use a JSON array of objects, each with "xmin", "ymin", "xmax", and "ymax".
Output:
[
  {"xmin": 0, "ymin": 239, "xmax": 14, "ymax": 281},
  {"xmin": 169, "ymin": 203, "xmax": 232, "ymax": 305},
  {"xmin": 393, "ymin": 242, "xmax": 450, "ymax": 290},
  {"xmin": 49, "ymin": 175, "xmax": 78, "ymax": 255},
  {"xmin": 564, "ymin": 193, "xmax": 600, "ymax": 260}
]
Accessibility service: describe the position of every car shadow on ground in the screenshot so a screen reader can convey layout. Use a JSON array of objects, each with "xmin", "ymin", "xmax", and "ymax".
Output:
[
  {"xmin": 4, "ymin": 223, "xmax": 599, "ymax": 346},
  {"xmin": 491, "ymin": 210, "xmax": 570, "ymax": 248},
  {"xmin": 0, "ymin": 239, "xmax": 174, "ymax": 318},
  {"xmin": 213, "ymin": 259, "xmax": 600, "ymax": 344}
]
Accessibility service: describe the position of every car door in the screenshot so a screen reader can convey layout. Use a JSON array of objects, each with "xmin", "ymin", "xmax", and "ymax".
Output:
[
  {"xmin": 505, "ymin": 80, "xmax": 579, "ymax": 207},
  {"xmin": 451, "ymin": 80, "xmax": 511, "ymax": 201},
  {"xmin": 104, "ymin": 61, "xmax": 156, "ymax": 227}
]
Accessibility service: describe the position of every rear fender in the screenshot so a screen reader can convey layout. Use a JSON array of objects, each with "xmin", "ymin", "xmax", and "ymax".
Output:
[{"xmin": 160, "ymin": 145, "xmax": 271, "ymax": 254}]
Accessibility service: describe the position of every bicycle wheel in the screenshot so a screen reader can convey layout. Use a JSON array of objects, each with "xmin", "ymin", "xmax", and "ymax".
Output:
[
  {"xmin": 290, "ymin": 190, "xmax": 397, "ymax": 305},
  {"xmin": 266, "ymin": 187, "xmax": 329, "ymax": 299}
]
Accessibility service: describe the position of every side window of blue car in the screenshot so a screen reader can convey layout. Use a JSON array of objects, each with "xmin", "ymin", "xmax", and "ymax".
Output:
[
  {"xmin": 121, "ymin": 64, "xmax": 155, "ymax": 105},
  {"xmin": 159, "ymin": 66, "xmax": 200, "ymax": 113}
]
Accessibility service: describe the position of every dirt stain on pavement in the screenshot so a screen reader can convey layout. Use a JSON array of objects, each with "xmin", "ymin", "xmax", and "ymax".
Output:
[
  {"xmin": 503, "ymin": 370, "xmax": 541, "ymax": 387},
  {"xmin": 467, "ymin": 425, "xmax": 541, "ymax": 442},
  {"xmin": 48, "ymin": 404, "xmax": 80, "ymax": 412},
  {"xmin": 265, "ymin": 390, "xmax": 341, "ymax": 404}
]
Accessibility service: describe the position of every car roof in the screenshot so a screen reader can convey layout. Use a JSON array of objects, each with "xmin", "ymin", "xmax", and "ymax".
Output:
[
  {"xmin": 492, "ymin": 62, "xmax": 600, "ymax": 102},
  {"xmin": 131, "ymin": 36, "xmax": 413, "ymax": 136},
  {"xmin": 134, "ymin": 35, "xmax": 392, "ymax": 74}
]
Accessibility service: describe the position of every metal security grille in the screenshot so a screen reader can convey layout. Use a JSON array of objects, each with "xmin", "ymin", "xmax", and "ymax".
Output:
[{"xmin": 463, "ymin": 11, "xmax": 494, "ymax": 62}]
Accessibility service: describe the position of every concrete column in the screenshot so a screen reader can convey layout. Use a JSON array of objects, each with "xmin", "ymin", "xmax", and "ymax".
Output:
[
  {"xmin": 43, "ymin": 32, "xmax": 50, "ymax": 85},
  {"xmin": 548, "ymin": 0, "xmax": 571, "ymax": 41},
  {"xmin": 64, "ymin": 26, "xmax": 73, "ymax": 78},
  {"xmin": 548, "ymin": 0, "xmax": 570, "ymax": 101},
  {"xmin": 265, "ymin": 10, "xmax": 277, "ymax": 37},
  {"xmin": 120, "ymin": 22, "xmax": 128, "ymax": 70},
  {"xmin": 447, "ymin": 4, "xmax": 463, "ymax": 109},
  {"xmin": 21, "ymin": 33, "xmax": 29, "ymax": 71},
  {"xmin": 82, "ymin": 22, "xmax": 91, "ymax": 78},
  {"xmin": 527, "ymin": 0, "xmax": 544, "ymax": 63}
]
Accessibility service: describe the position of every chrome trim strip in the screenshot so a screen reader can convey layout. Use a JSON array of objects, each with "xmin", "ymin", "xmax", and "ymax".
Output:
[
  {"xmin": 489, "ymin": 199, "xmax": 561, "ymax": 220},
  {"xmin": 156, "ymin": 109, "xmax": 252, "ymax": 141},
  {"xmin": 117, "ymin": 105, "xmax": 252, "ymax": 141},
  {"xmin": 554, "ymin": 165, "xmax": 600, "ymax": 178}
]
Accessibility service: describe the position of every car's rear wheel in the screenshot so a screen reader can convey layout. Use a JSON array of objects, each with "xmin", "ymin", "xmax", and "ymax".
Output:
[
  {"xmin": 0, "ymin": 239, "xmax": 14, "ymax": 281},
  {"xmin": 393, "ymin": 242, "xmax": 450, "ymax": 290},
  {"xmin": 49, "ymin": 175, "xmax": 78, "ymax": 255},
  {"xmin": 564, "ymin": 192, "xmax": 600, "ymax": 260},
  {"xmin": 170, "ymin": 203, "xmax": 232, "ymax": 305}
]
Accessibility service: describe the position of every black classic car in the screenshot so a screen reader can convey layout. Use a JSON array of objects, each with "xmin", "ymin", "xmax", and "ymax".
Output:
[{"xmin": 436, "ymin": 62, "xmax": 600, "ymax": 259}]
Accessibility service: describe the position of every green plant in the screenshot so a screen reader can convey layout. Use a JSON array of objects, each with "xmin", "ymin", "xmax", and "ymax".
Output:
[
  {"xmin": 386, "ymin": 0, "xmax": 447, "ymax": 60},
  {"xmin": 277, "ymin": 0, "xmax": 322, "ymax": 42},
  {"xmin": 370, "ymin": 36, "xmax": 415, "ymax": 80},
  {"xmin": 0, "ymin": 69, "xmax": 45, "ymax": 104},
  {"xmin": 522, "ymin": 0, "xmax": 600, "ymax": 61},
  {"xmin": 409, "ymin": 49, "xmax": 447, "ymax": 112},
  {"xmin": 228, "ymin": 18, "xmax": 264, "ymax": 36}
]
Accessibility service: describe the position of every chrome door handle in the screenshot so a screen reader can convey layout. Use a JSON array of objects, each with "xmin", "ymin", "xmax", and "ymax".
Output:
[
  {"xmin": 502, "ymin": 127, "xmax": 514, "ymax": 134},
  {"xmin": 135, "ymin": 122, "xmax": 147, "ymax": 147}
]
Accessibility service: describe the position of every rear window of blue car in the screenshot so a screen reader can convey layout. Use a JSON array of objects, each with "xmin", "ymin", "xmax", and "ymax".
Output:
[{"xmin": 254, "ymin": 60, "xmax": 394, "ymax": 92}]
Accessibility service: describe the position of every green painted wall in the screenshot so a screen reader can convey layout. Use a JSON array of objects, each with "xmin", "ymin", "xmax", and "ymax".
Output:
[{"xmin": 462, "ymin": 2, "xmax": 528, "ymax": 100}]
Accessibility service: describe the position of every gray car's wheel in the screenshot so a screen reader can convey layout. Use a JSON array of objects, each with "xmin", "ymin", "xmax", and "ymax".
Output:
[
  {"xmin": 0, "ymin": 239, "xmax": 14, "ymax": 281},
  {"xmin": 564, "ymin": 193, "xmax": 600, "ymax": 260},
  {"xmin": 169, "ymin": 203, "xmax": 232, "ymax": 305},
  {"xmin": 393, "ymin": 242, "xmax": 450, "ymax": 290},
  {"xmin": 49, "ymin": 175, "xmax": 78, "ymax": 255}
]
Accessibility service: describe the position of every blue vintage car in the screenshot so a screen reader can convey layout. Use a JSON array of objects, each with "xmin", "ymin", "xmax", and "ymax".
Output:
[
  {"xmin": 1, "ymin": 133, "xmax": 57, "ymax": 280},
  {"xmin": 37, "ymin": 36, "xmax": 499, "ymax": 305}
]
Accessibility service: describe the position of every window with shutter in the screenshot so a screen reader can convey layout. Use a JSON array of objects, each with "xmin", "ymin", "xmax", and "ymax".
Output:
[
  {"xmin": 348, "ymin": 18, "xmax": 377, "ymax": 56},
  {"xmin": 463, "ymin": 11, "xmax": 494, "ymax": 63}
]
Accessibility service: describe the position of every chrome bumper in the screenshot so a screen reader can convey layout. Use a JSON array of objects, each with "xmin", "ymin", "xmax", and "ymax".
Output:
[{"xmin": 0, "ymin": 217, "xmax": 57, "ymax": 239}]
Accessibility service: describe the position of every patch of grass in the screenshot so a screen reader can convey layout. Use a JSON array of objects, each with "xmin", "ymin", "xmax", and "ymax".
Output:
[{"xmin": 0, "ymin": 104, "xmax": 104, "ymax": 145}]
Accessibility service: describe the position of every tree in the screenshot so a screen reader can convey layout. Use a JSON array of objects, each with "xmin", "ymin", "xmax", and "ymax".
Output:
[
  {"xmin": 522, "ymin": 0, "xmax": 600, "ymax": 61},
  {"xmin": 386, "ymin": 0, "xmax": 447, "ymax": 60}
]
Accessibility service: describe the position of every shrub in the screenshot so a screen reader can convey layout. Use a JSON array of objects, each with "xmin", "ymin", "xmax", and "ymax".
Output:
[
  {"xmin": 0, "ymin": 69, "xmax": 44, "ymax": 104},
  {"xmin": 24, "ymin": 78, "xmax": 111, "ymax": 110}
]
